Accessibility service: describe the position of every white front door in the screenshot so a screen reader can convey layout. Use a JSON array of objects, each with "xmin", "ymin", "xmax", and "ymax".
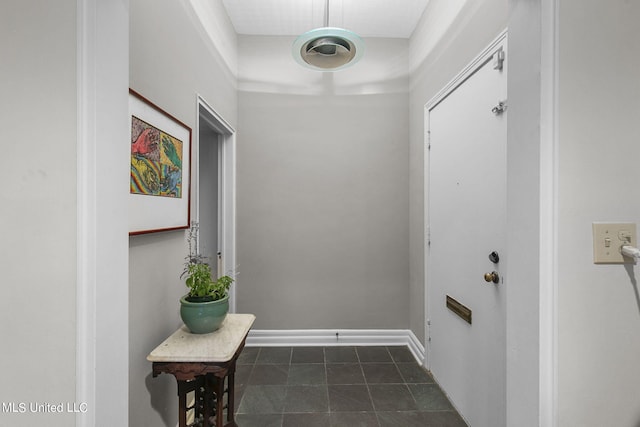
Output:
[{"xmin": 426, "ymin": 34, "xmax": 507, "ymax": 427}]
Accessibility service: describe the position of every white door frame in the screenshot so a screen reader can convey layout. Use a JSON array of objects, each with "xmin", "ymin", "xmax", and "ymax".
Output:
[
  {"xmin": 423, "ymin": 29, "xmax": 508, "ymax": 370},
  {"xmin": 504, "ymin": 0, "xmax": 558, "ymax": 425},
  {"xmin": 196, "ymin": 95, "xmax": 237, "ymax": 312},
  {"xmin": 538, "ymin": 0, "xmax": 559, "ymax": 425},
  {"xmin": 77, "ymin": 1, "xmax": 129, "ymax": 425}
]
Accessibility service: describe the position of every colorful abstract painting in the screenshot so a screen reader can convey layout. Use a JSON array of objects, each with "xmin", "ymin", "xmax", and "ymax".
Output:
[{"xmin": 130, "ymin": 116, "xmax": 183, "ymax": 198}]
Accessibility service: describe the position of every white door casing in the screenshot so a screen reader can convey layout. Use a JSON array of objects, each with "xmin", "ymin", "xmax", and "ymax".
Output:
[
  {"xmin": 196, "ymin": 95, "xmax": 237, "ymax": 312},
  {"xmin": 425, "ymin": 32, "xmax": 508, "ymax": 427}
]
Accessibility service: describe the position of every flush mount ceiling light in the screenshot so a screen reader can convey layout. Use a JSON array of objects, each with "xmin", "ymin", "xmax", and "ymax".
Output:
[{"xmin": 292, "ymin": 0, "xmax": 364, "ymax": 71}]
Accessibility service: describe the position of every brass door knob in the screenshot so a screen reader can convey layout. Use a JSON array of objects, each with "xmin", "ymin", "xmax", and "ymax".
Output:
[{"xmin": 484, "ymin": 271, "xmax": 500, "ymax": 284}]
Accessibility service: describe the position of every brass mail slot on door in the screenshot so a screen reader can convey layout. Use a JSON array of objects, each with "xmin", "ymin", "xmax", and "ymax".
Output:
[{"xmin": 446, "ymin": 295, "xmax": 472, "ymax": 324}]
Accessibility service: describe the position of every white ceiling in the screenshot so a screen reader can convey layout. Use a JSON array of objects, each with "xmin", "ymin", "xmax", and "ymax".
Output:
[{"xmin": 221, "ymin": 0, "xmax": 431, "ymax": 39}]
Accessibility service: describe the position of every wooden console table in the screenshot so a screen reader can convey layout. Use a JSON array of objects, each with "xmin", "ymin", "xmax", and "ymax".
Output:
[{"xmin": 148, "ymin": 314, "xmax": 255, "ymax": 427}]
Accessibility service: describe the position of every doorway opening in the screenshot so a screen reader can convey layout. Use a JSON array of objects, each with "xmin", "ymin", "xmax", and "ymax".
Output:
[{"xmin": 196, "ymin": 96, "xmax": 236, "ymax": 311}]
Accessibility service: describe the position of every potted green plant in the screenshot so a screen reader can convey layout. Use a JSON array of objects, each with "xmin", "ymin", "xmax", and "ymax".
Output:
[{"xmin": 179, "ymin": 222, "xmax": 234, "ymax": 334}]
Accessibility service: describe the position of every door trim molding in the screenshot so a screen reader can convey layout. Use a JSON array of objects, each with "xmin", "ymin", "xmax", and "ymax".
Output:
[
  {"xmin": 77, "ymin": 1, "xmax": 129, "ymax": 425},
  {"xmin": 539, "ymin": 0, "xmax": 559, "ymax": 425},
  {"xmin": 76, "ymin": 2, "xmax": 97, "ymax": 424},
  {"xmin": 196, "ymin": 95, "xmax": 237, "ymax": 312},
  {"xmin": 246, "ymin": 329, "xmax": 425, "ymax": 365},
  {"xmin": 425, "ymin": 29, "xmax": 508, "ymax": 113}
]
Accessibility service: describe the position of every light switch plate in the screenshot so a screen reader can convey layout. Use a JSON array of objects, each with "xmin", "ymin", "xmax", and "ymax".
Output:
[{"xmin": 592, "ymin": 222, "xmax": 637, "ymax": 264}]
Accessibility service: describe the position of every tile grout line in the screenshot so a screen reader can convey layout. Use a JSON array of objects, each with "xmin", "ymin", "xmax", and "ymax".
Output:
[
  {"xmin": 391, "ymin": 345, "xmax": 423, "ymax": 413},
  {"xmin": 322, "ymin": 347, "xmax": 332, "ymax": 416},
  {"xmin": 357, "ymin": 346, "xmax": 381, "ymax": 426}
]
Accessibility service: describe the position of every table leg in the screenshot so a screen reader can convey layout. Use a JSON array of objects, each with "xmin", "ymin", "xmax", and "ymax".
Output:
[
  {"xmin": 226, "ymin": 362, "xmax": 237, "ymax": 427},
  {"xmin": 177, "ymin": 381, "xmax": 188, "ymax": 427},
  {"xmin": 177, "ymin": 378, "xmax": 203, "ymax": 427},
  {"xmin": 213, "ymin": 374, "xmax": 225, "ymax": 427},
  {"xmin": 203, "ymin": 374, "xmax": 216, "ymax": 426}
]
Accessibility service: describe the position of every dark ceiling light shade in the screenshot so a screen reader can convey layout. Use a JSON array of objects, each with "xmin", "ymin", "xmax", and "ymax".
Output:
[{"xmin": 292, "ymin": 1, "xmax": 364, "ymax": 71}]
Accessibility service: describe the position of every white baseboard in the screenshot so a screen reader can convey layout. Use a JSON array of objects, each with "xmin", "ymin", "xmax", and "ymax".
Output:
[{"xmin": 246, "ymin": 329, "xmax": 426, "ymax": 366}]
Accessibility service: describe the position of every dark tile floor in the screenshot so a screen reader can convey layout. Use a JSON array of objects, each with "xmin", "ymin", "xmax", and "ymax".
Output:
[{"xmin": 233, "ymin": 346, "xmax": 467, "ymax": 427}]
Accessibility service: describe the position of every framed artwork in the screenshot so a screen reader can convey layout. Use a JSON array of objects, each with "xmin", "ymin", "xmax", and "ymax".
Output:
[{"xmin": 129, "ymin": 89, "xmax": 191, "ymax": 235}]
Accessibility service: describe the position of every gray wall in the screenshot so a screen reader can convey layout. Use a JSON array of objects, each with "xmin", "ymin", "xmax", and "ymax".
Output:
[
  {"xmin": 408, "ymin": 0, "xmax": 507, "ymax": 343},
  {"xmin": 236, "ymin": 36, "xmax": 410, "ymax": 330},
  {"xmin": 0, "ymin": 1, "xmax": 77, "ymax": 425},
  {"xmin": 128, "ymin": 0, "xmax": 237, "ymax": 425},
  {"xmin": 557, "ymin": 1, "xmax": 640, "ymax": 425}
]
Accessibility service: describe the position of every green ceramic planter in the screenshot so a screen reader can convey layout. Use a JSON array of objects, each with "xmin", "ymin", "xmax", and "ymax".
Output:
[{"xmin": 180, "ymin": 294, "xmax": 229, "ymax": 334}]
